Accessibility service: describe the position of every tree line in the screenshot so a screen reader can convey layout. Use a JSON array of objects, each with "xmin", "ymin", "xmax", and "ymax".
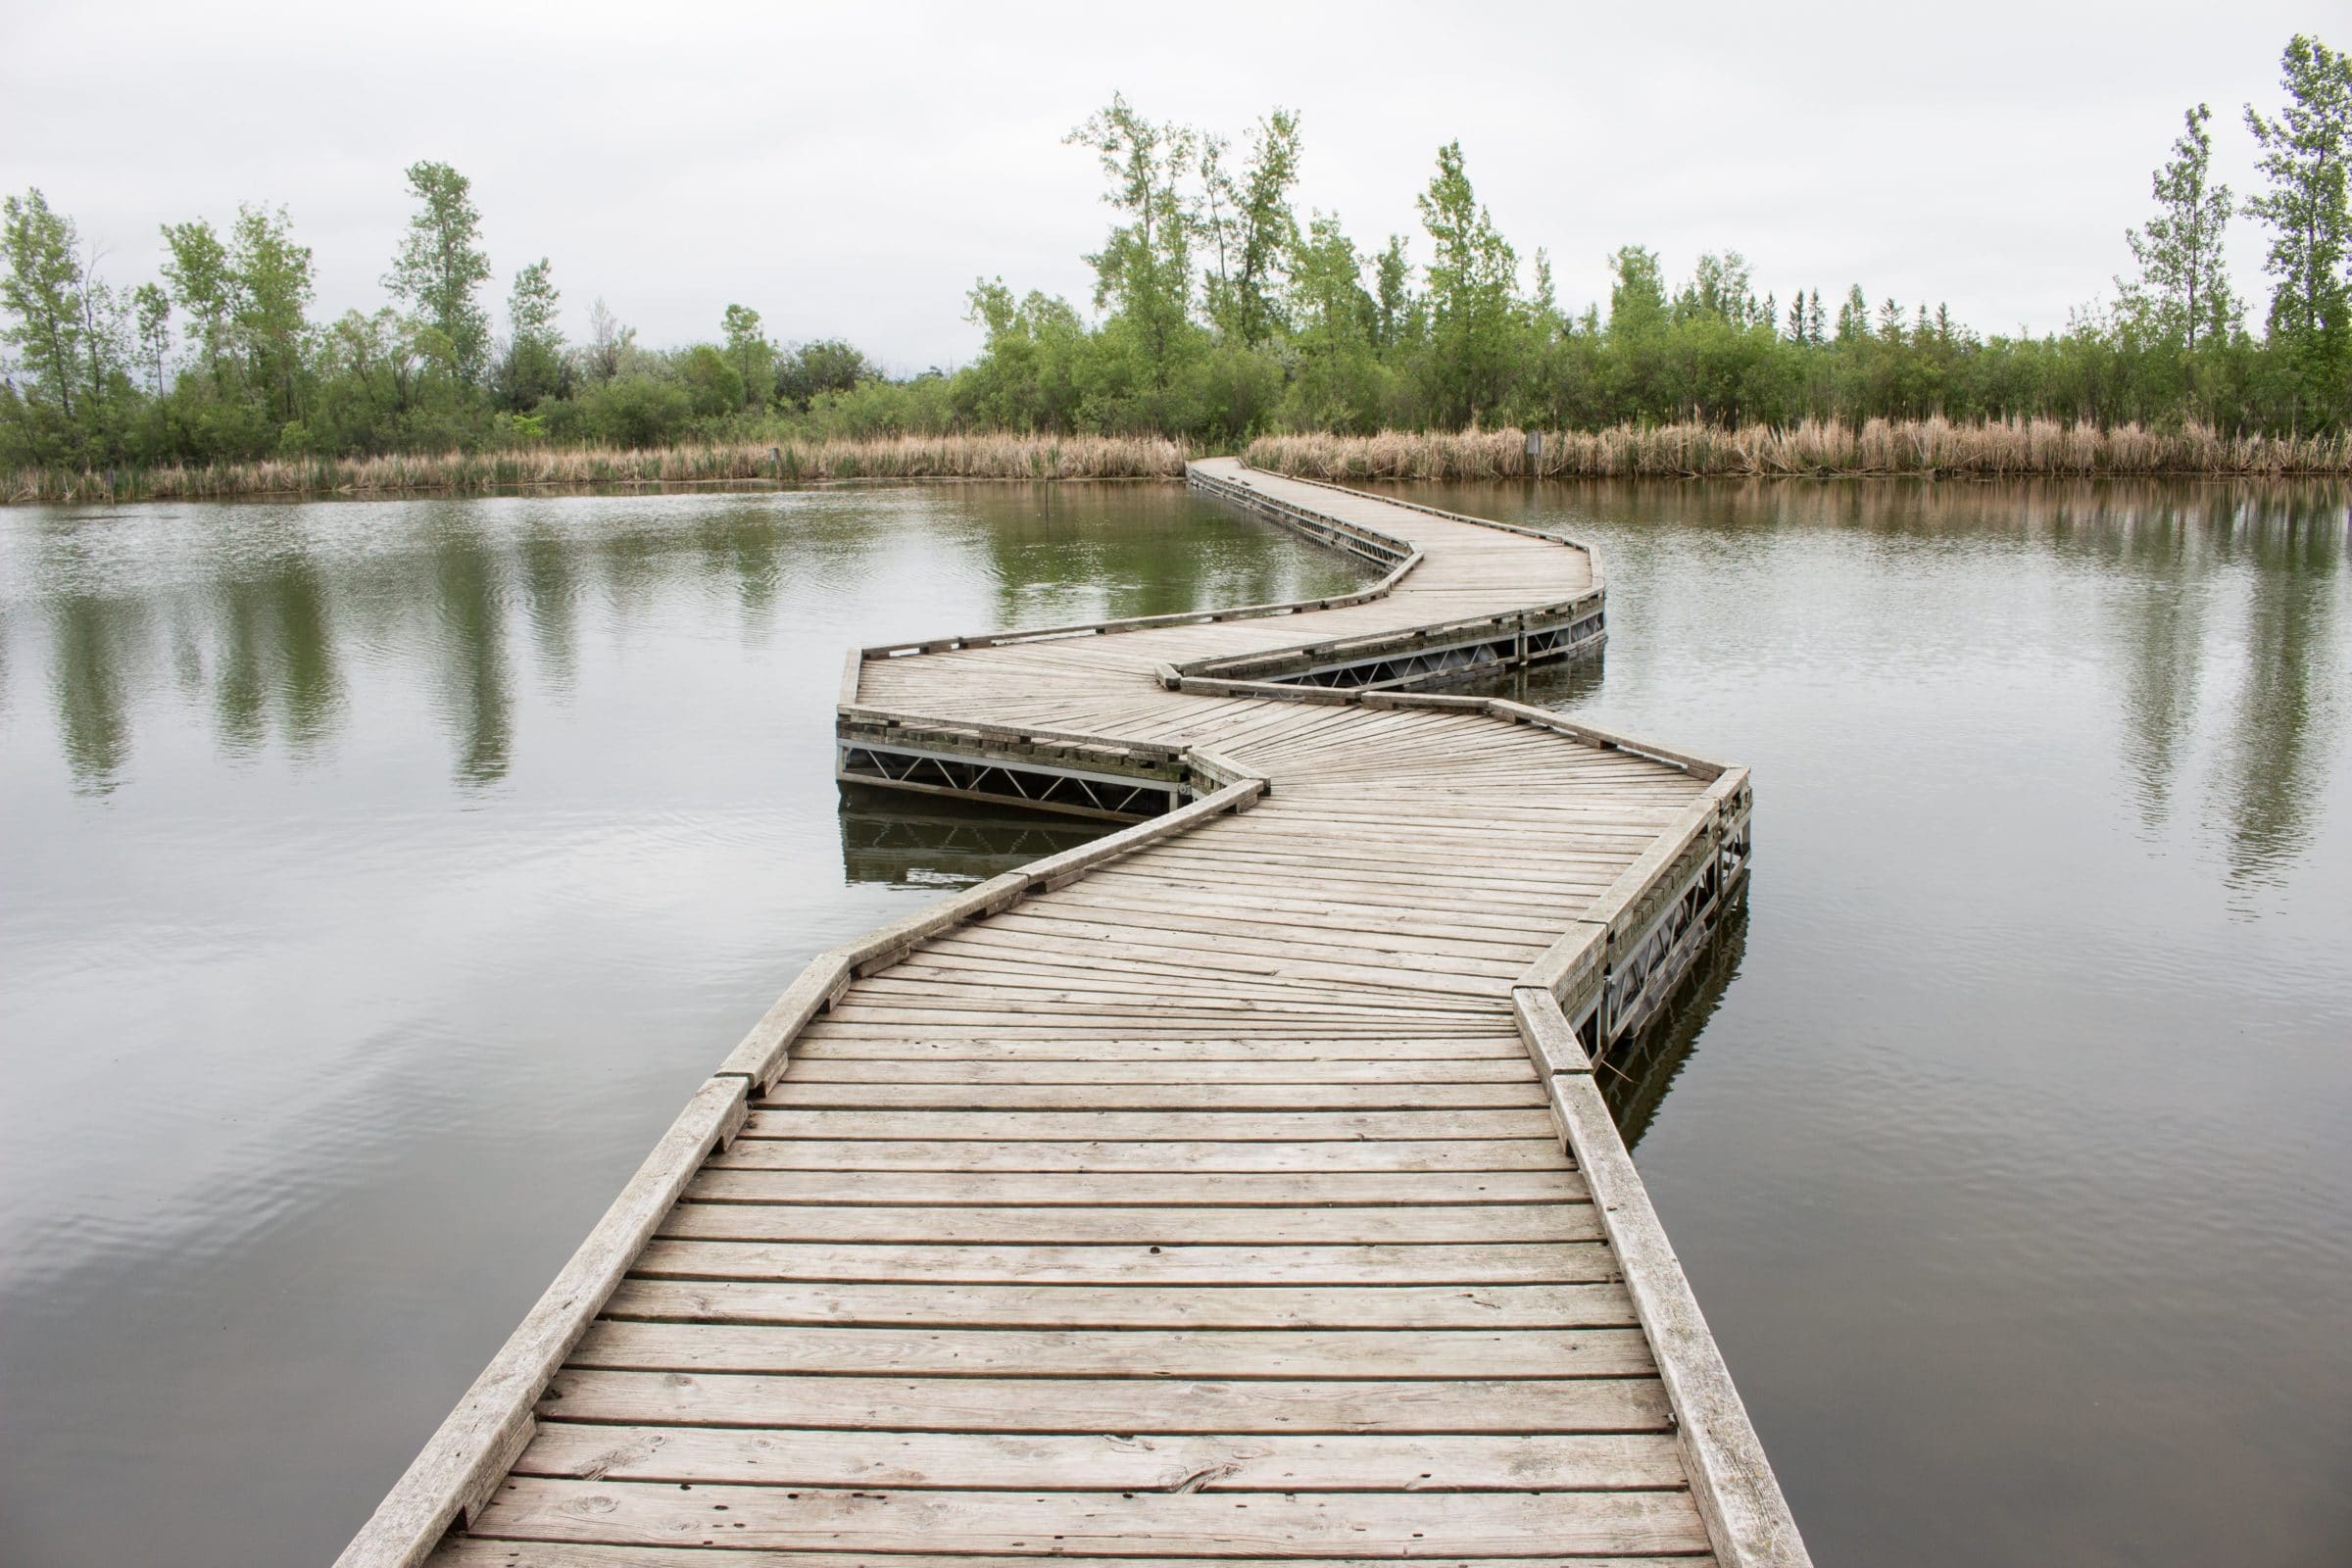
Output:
[
  {"xmin": 0, "ymin": 161, "xmax": 878, "ymax": 470},
  {"xmin": 3, "ymin": 32, "xmax": 2346, "ymax": 474}
]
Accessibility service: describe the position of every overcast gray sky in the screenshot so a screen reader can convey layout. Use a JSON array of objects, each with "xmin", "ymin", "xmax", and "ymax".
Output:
[{"xmin": 0, "ymin": 0, "xmax": 2330, "ymax": 371}]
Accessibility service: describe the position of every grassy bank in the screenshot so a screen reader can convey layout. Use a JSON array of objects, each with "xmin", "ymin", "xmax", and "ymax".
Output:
[
  {"xmin": 5, "ymin": 434, "xmax": 1194, "ymax": 505},
  {"xmin": 1247, "ymin": 419, "xmax": 2352, "ymax": 480}
]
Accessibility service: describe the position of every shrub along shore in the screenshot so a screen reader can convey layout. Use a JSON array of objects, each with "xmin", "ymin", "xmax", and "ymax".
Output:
[{"xmin": 11, "ymin": 418, "xmax": 2351, "ymax": 505}]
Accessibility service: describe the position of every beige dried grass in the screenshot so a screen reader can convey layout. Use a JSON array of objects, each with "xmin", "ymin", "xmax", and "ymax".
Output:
[
  {"xmin": 1246, "ymin": 418, "xmax": 2352, "ymax": 480},
  {"xmin": 6, "ymin": 433, "xmax": 1196, "ymax": 505}
]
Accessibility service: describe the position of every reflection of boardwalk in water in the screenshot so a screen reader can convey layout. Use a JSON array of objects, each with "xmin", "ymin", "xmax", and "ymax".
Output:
[
  {"xmin": 1598, "ymin": 895, "xmax": 1750, "ymax": 1150},
  {"xmin": 837, "ymin": 794, "xmax": 1108, "ymax": 887},
  {"xmin": 342, "ymin": 461, "xmax": 1806, "ymax": 1567}
]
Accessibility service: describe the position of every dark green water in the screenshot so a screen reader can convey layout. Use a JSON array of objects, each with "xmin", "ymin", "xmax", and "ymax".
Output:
[{"xmin": 1, "ymin": 478, "xmax": 2346, "ymax": 1567}]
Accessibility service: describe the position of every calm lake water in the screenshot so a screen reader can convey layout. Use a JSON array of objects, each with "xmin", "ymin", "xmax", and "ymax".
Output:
[{"xmin": 2, "ymin": 477, "xmax": 2346, "ymax": 1567}]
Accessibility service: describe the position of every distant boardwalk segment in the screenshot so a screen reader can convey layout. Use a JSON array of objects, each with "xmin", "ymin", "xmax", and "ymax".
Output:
[{"xmin": 338, "ymin": 459, "xmax": 1806, "ymax": 1567}]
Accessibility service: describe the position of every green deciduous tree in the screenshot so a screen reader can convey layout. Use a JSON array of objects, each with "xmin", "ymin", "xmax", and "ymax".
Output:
[
  {"xmin": 1606, "ymin": 247, "xmax": 1668, "ymax": 340},
  {"xmin": 1067, "ymin": 93, "xmax": 1202, "ymax": 400},
  {"xmin": 774, "ymin": 338, "xmax": 872, "ymax": 410},
  {"xmin": 230, "ymin": 203, "xmax": 314, "ymax": 426},
  {"xmin": 385, "ymin": 161, "xmax": 493, "ymax": 386},
  {"xmin": 1372, "ymin": 236, "xmax": 1415, "ymax": 351},
  {"xmin": 1206, "ymin": 109, "xmax": 1302, "ymax": 348},
  {"xmin": 2244, "ymin": 33, "xmax": 2352, "ymax": 418},
  {"xmin": 1285, "ymin": 213, "xmax": 1386, "ymax": 430},
  {"xmin": 2122, "ymin": 105, "xmax": 2238, "ymax": 351},
  {"xmin": 3, "ymin": 188, "xmax": 90, "ymax": 426},
  {"xmin": 678, "ymin": 343, "xmax": 744, "ymax": 417},
  {"xmin": 721, "ymin": 304, "xmax": 771, "ymax": 410},
  {"xmin": 1416, "ymin": 142, "xmax": 1519, "ymax": 422},
  {"xmin": 581, "ymin": 298, "xmax": 634, "ymax": 386},
  {"xmin": 130, "ymin": 281, "xmax": 170, "ymax": 396},
  {"xmin": 504, "ymin": 259, "xmax": 564, "ymax": 409},
  {"xmin": 161, "ymin": 218, "xmax": 232, "ymax": 389}
]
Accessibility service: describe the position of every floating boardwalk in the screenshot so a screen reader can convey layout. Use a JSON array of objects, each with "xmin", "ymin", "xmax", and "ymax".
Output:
[{"xmin": 341, "ymin": 460, "xmax": 1806, "ymax": 1568}]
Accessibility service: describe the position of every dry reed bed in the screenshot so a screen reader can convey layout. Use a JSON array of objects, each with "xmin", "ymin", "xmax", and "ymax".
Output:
[
  {"xmin": 1248, "ymin": 419, "xmax": 2352, "ymax": 479},
  {"xmin": 6, "ymin": 434, "xmax": 1193, "ymax": 505},
  {"xmin": 15, "ymin": 420, "xmax": 2351, "ymax": 504}
]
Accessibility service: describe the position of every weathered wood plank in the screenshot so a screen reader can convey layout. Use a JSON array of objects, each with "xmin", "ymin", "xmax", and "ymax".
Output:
[
  {"xmin": 657, "ymin": 1200, "xmax": 1600, "ymax": 1246},
  {"xmin": 736, "ymin": 1108, "xmax": 1559, "ymax": 1142},
  {"xmin": 512, "ymin": 1423, "xmax": 1689, "ymax": 1492},
  {"xmin": 568, "ymin": 1322, "xmax": 1657, "ymax": 1378},
  {"xmin": 599, "ymin": 1280, "xmax": 1636, "ymax": 1330},
  {"xmin": 629, "ymin": 1239, "xmax": 1621, "ymax": 1286},
  {"xmin": 462, "ymin": 1478, "xmax": 1711, "ymax": 1555},
  {"xmin": 536, "ymin": 1369, "xmax": 1677, "ymax": 1434},
  {"xmin": 706, "ymin": 1137, "xmax": 1567, "ymax": 1173},
  {"xmin": 678, "ymin": 1168, "xmax": 1581, "ymax": 1205}
]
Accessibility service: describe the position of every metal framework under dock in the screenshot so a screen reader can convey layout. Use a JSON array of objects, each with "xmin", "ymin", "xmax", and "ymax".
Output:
[{"xmin": 339, "ymin": 460, "xmax": 1808, "ymax": 1568}]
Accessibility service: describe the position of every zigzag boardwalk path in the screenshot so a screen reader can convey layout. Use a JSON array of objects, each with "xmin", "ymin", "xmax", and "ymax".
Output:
[{"xmin": 340, "ymin": 460, "xmax": 1809, "ymax": 1567}]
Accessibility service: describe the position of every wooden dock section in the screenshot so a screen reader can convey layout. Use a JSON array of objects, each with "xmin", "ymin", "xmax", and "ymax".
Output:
[{"xmin": 339, "ymin": 460, "xmax": 1806, "ymax": 1568}]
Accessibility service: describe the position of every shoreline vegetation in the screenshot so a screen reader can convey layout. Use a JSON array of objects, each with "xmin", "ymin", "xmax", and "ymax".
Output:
[
  {"xmin": 11, "ymin": 417, "xmax": 2351, "ymax": 505},
  {"xmin": 5, "ymin": 36, "xmax": 2346, "ymax": 490}
]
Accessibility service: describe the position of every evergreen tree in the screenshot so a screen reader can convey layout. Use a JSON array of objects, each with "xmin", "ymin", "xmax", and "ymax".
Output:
[{"xmin": 1836, "ymin": 285, "xmax": 1869, "ymax": 343}]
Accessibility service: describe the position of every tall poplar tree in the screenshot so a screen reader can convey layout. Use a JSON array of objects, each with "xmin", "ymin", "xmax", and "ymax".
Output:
[
  {"xmin": 504, "ymin": 259, "xmax": 564, "ymax": 408},
  {"xmin": 1067, "ymin": 94, "xmax": 1201, "ymax": 394},
  {"xmin": 229, "ymin": 203, "xmax": 315, "ymax": 425},
  {"xmin": 1416, "ymin": 142, "xmax": 1519, "ymax": 422},
  {"xmin": 1211, "ymin": 109, "xmax": 1303, "ymax": 348},
  {"xmin": 2122, "ymin": 105, "xmax": 2237, "ymax": 350},
  {"xmin": 161, "ymin": 218, "xmax": 232, "ymax": 389},
  {"xmin": 385, "ymin": 161, "xmax": 493, "ymax": 386},
  {"xmin": 2244, "ymin": 33, "xmax": 2351, "ymax": 415},
  {"xmin": 1, "ymin": 189, "xmax": 90, "ymax": 427}
]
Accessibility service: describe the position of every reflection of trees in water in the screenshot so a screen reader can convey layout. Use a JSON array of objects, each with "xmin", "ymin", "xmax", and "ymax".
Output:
[
  {"xmin": 693, "ymin": 510, "xmax": 791, "ymax": 618},
  {"xmin": 209, "ymin": 553, "xmax": 343, "ymax": 759},
  {"xmin": 48, "ymin": 594, "xmax": 139, "ymax": 795},
  {"xmin": 977, "ymin": 484, "xmax": 1369, "ymax": 629},
  {"xmin": 1596, "ymin": 894, "xmax": 1749, "ymax": 1149},
  {"xmin": 2215, "ymin": 505, "xmax": 2344, "ymax": 897},
  {"xmin": 427, "ymin": 517, "xmax": 514, "ymax": 788},
  {"xmin": 517, "ymin": 523, "xmax": 580, "ymax": 692}
]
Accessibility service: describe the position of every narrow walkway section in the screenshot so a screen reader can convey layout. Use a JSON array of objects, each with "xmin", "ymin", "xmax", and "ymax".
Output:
[{"xmin": 340, "ymin": 460, "xmax": 1807, "ymax": 1568}]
